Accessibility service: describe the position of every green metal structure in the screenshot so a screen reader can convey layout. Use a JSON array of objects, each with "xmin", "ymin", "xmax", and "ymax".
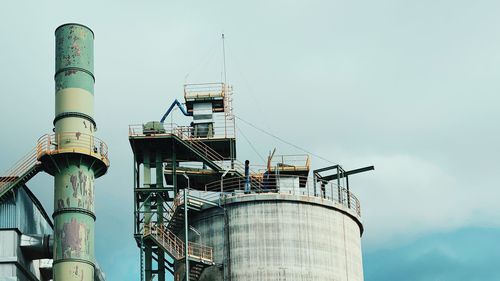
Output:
[
  {"xmin": 128, "ymin": 82, "xmax": 373, "ymax": 281},
  {"xmin": 129, "ymin": 83, "xmax": 237, "ymax": 281},
  {"xmin": 43, "ymin": 23, "xmax": 109, "ymax": 281}
]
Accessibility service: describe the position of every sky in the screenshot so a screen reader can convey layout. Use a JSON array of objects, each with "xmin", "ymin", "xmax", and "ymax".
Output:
[{"xmin": 1, "ymin": 1, "xmax": 500, "ymax": 280}]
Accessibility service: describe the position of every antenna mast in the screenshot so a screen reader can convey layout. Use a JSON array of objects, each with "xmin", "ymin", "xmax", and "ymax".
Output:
[{"xmin": 222, "ymin": 33, "xmax": 227, "ymax": 85}]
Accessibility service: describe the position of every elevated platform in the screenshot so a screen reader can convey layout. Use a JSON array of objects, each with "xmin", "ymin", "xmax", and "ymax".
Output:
[
  {"xmin": 184, "ymin": 83, "xmax": 228, "ymax": 113},
  {"xmin": 130, "ymin": 124, "xmax": 243, "ymax": 192},
  {"xmin": 205, "ymin": 174, "xmax": 362, "ymax": 218},
  {"xmin": 164, "ymin": 166, "xmax": 222, "ymax": 190},
  {"xmin": 268, "ymin": 154, "xmax": 310, "ymax": 173},
  {"xmin": 129, "ymin": 129, "xmax": 236, "ymax": 164},
  {"xmin": 267, "ymin": 154, "xmax": 310, "ymax": 187},
  {"xmin": 36, "ymin": 133, "xmax": 109, "ymax": 177}
]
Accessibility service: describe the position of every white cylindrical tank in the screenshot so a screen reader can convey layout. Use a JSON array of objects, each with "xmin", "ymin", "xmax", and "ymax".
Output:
[{"xmin": 176, "ymin": 193, "xmax": 364, "ymax": 281}]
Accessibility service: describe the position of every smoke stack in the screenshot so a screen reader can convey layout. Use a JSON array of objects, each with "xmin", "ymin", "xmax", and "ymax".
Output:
[{"xmin": 42, "ymin": 23, "xmax": 110, "ymax": 281}]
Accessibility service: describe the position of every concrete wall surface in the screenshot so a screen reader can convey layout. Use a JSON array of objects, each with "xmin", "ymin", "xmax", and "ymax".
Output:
[{"xmin": 177, "ymin": 193, "xmax": 364, "ymax": 281}]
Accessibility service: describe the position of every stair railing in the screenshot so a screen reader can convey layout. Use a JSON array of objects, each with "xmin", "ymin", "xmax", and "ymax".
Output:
[
  {"xmin": 145, "ymin": 222, "xmax": 214, "ymax": 263},
  {"xmin": 0, "ymin": 147, "xmax": 39, "ymax": 196}
]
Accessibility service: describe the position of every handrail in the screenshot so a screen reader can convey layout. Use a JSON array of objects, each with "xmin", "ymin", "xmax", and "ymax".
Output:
[
  {"xmin": 167, "ymin": 192, "xmax": 184, "ymax": 220},
  {"xmin": 36, "ymin": 132, "xmax": 109, "ymax": 166},
  {"xmin": 205, "ymin": 176, "xmax": 264, "ymax": 192},
  {"xmin": 144, "ymin": 223, "xmax": 185, "ymax": 260},
  {"xmin": 177, "ymin": 129, "xmax": 248, "ymax": 175},
  {"xmin": 0, "ymin": 147, "xmax": 39, "ymax": 196},
  {"xmin": 204, "ymin": 174, "xmax": 362, "ymax": 217},
  {"xmin": 144, "ymin": 222, "xmax": 213, "ymax": 263},
  {"xmin": 0, "ymin": 132, "xmax": 109, "ymax": 198},
  {"xmin": 129, "ymin": 122, "xmax": 246, "ymax": 174},
  {"xmin": 268, "ymin": 154, "xmax": 310, "ymax": 170},
  {"xmin": 184, "ymin": 82, "xmax": 226, "ymax": 99},
  {"xmin": 128, "ymin": 120, "xmax": 236, "ymax": 139}
]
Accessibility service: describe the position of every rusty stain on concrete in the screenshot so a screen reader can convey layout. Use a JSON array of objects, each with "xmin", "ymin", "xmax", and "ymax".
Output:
[{"xmin": 61, "ymin": 218, "xmax": 83, "ymax": 258}]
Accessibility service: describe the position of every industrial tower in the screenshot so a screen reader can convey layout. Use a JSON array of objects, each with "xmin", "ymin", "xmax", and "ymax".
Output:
[
  {"xmin": 48, "ymin": 23, "xmax": 109, "ymax": 281},
  {"xmin": 129, "ymin": 83, "xmax": 372, "ymax": 281},
  {"xmin": 0, "ymin": 23, "xmax": 109, "ymax": 281},
  {"xmin": 130, "ymin": 83, "xmax": 235, "ymax": 281}
]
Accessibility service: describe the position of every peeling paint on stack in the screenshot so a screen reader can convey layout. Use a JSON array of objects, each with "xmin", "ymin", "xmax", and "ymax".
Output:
[{"xmin": 51, "ymin": 23, "xmax": 102, "ymax": 281}]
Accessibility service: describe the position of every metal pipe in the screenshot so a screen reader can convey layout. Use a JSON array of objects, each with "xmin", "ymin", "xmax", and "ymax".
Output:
[
  {"xmin": 143, "ymin": 150, "xmax": 153, "ymax": 281},
  {"xmin": 182, "ymin": 173, "xmax": 190, "ymax": 281},
  {"xmin": 156, "ymin": 153, "xmax": 165, "ymax": 281},
  {"xmin": 20, "ymin": 234, "xmax": 53, "ymax": 260},
  {"xmin": 244, "ymin": 160, "xmax": 250, "ymax": 193},
  {"xmin": 160, "ymin": 99, "xmax": 192, "ymax": 123},
  {"xmin": 346, "ymin": 176, "xmax": 351, "ymax": 208}
]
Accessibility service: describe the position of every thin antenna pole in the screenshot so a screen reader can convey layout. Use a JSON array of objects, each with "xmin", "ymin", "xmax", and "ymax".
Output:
[{"xmin": 222, "ymin": 33, "xmax": 227, "ymax": 85}]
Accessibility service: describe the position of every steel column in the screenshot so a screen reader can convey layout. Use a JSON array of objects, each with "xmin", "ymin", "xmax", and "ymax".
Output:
[
  {"xmin": 183, "ymin": 175, "xmax": 190, "ymax": 281},
  {"xmin": 156, "ymin": 153, "xmax": 165, "ymax": 281},
  {"xmin": 143, "ymin": 150, "xmax": 153, "ymax": 281},
  {"xmin": 172, "ymin": 144, "xmax": 177, "ymax": 195}
]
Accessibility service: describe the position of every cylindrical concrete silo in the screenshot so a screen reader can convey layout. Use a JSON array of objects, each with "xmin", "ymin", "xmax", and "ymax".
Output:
[{"xmin": 176, "ymin": 192, "xmax": 364, "ymax": 281}]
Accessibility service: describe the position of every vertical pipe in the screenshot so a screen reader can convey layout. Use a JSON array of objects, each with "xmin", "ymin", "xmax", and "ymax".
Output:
[
  {"xmin": 140, "ymin": 236, "xmax": 144, "ymax": 281},
  {"xmin": 313, "ymin": 174, "xmax": 317, "ymax": 197},
  {"xmin": 145, "ymin": 244, "xmax": 152, "ymax": 281},
  {"xmin": 184, "ymin": 180, "xmax": 189, "ymax": 281},
  {"xmin": 346, "ymin": 176, "xmax": 351, "ymax": 209},
  {"xmin": 172, "ymin": 144, "xmax": 177, "ymax": 196},
  {"xmin": 244, "ymin": 160, "xmax": 250, "ymax": 193},
  {"xmin": 143, "ymin": 151, "xmax": 151, "ymax": 229},
  {"xmin": 53, "ymin": 24, "xmax": 97, "ymax": 281},
  {"xmin": 144, "ymin": 152, "xmax": 151, "ymax": 187},
  {"xmin": 134, "ymin": 154, "xmax": 138, "ymax": 235},
  {"xmin": 143, "ymin": 151, "xmax": 152, "ymax": 281},
  {"xmin": 136, "ymin": 154, "xmax": 144, "ymax": 281},
  {"xmin": 337, "ymin": 167, "xmax": 341, "ymax": 203},
  {"xmin": 156, "ymin": 153, "xmax": 165, "ymax": 281}
]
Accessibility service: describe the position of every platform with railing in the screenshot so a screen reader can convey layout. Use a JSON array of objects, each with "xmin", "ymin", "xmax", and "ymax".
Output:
[
  {"xmin": 36, "ymin": 132, "xmax": 109, "ymax": 176},
  {"xmin": 129, "ymin": 122, "xmax": 242, "ymax": 176},
  {"xmin": 129, "ymin": 118, "xmax": 235, "ymax": 140},
  {"xmin": 267, "ymin": 154, "xmax": 310, "ymax": 173},
  {"xmin": 192, "ymin": 174, "xmax": 362, "ymax": 217},
  {"xmin": 183, "ymin": 83, "xmax": 232, "ymax": 114}
]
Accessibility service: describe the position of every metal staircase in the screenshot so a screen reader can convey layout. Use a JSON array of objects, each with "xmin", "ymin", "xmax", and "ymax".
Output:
[
  {"xmin": 144, "ymin": 223, "xmax": 213, "ymax": 281},
  {"xmin": 189, "ymin": 263, "xmax": 207, "ymax": 281},
  {"xmin": 0, "ymin": 147, "xmax": 42, "ymax": 200},
  {"xmin": 165, "ymin": 192, "xmax": 209, "ymax": 233},
  {"xmin": 174, "ymin": 129, "xmax": 246, "ymax": 176},
  {"xmin": 173, "ymin": 132, "xmax": 270, "ymax": 193},
  {"xmin": 143, "ymin": 191, "xmax": 217, "ymax": 281}
]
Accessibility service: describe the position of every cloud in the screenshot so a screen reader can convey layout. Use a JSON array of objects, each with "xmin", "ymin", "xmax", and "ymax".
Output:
[
  {"xmin": 363, "ymin": 227, "xmax": 500, "ymax": 281},
  {"xmin": 2, "ymin": 1, "xmax": 500, "ymax": 280},
  {"xmin": 346, "ymin": 152, "xmax": 500, "ymax": 248}
]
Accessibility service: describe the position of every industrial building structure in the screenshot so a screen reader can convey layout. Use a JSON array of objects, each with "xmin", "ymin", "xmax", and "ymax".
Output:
[
  {"xmin": 0, "ymin": 22, "xmax": 372, "ymax": 281},
  {"xmin": 0, "ymin": 23, "xmax": 108, "ymax": 281},
  {"xmin": 129, "ymin": 83, "xmax": 373, "ymax": 281}
]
